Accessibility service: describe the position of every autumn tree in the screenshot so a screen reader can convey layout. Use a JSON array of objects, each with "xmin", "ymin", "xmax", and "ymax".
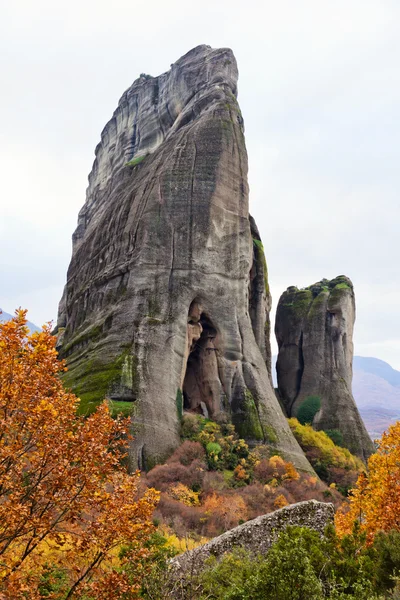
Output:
[
  {"xmin": 0, "ymin": 310, "xmax": 159, "ymax": 599},
  {"xmin": 336, "ymin": 421, "xmax": 400, "ymax": 540}
]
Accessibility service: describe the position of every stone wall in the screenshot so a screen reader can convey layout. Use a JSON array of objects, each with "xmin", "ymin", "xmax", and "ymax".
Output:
[{"xmin": 171, "ymin": 499, "xmax": 334, "ymax": 576}]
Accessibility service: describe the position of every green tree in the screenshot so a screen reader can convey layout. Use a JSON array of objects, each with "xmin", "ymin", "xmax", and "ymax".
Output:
[{"xmin": 297, "ymin": 395, "xmax": 321, "ymax": 425}]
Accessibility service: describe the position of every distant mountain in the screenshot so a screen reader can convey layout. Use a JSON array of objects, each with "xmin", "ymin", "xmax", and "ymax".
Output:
[
  {"xmin": 353, "ymin": 356, "xmax": 400, "ymax": 388},
  {"xmin": 272, "ymin": 355, "xmax": 400, "ymax": 439},
  {"xmin": 353, "ymin": 357, "xmax": 400, "ymax": 439},
  {"xmin": 0, "ymin": 310, "xmax": 41, "ymax": 333}
]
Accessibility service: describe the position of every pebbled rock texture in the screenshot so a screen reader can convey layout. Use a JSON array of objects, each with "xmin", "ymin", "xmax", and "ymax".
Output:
[
  {"xmin": 57, "ymin": 45, "xmax": 313, "ymax": 472},
  {"xmin": 171, "ymin": 500, "xmax": 334, "ymax": 576},
  {"xmin": 275, "ymin": 276, "xmax": 374, "ymax": 461}
]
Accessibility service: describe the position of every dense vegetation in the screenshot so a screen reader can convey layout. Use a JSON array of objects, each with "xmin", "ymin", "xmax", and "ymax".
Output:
[
  {"xmin": 142, "ymin": 413, "xmax": 361, "ymax": 540},
  {"xmin": 142, "ymin": 525, "xmax": 400, "ymax": 599},
  {"xmin": 289, "ymin": 418, "xmax": 364, "ymax": 494},
  {"xmin": 3, "ymin": 310, "xmax": 400, "ymax": 599}
]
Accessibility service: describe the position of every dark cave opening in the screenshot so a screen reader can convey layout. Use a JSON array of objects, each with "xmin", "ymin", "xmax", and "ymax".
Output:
[{"xmin": 182, "ymin": 305, "xmax": 219, "ymax": 418}]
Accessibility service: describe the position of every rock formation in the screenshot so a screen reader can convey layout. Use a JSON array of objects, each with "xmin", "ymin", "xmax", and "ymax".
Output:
[
  {"xmin": 275, "ymin": 276, "xmax": 374, "ymax": 461},
  {"xmin": 172, "ymin": 500, "xmax": 334, "ymax": 576},
  {"xmin": 56, "ymin": 45, "xmax": 313, "ymax": 472}
]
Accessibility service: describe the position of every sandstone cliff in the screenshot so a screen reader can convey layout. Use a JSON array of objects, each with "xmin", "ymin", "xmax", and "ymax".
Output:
[
  {"xmin": 57, "ymin": 45, "xmax": 312, "ymax": 472},
  {"xmin": 275, "ymin": 276, "xmax": 374, "ymax": 461}
]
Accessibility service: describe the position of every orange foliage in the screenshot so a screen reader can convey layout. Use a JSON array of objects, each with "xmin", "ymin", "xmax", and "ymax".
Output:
[
  {"xmin": 203, "ymin": 492, "xmax": 248, "ymax": 532},
  {"xmin": 336, "ymin": 421, "xmax": 400, "ymax": 540},
  {"xmin": 233, "ymin": 464, "xmax": 249, "ymax": 483},
  {"xmin": 253, "ymin": 455, "xmax": 300, "ymax": 485},
  {"xmin": 0, "ymin": 310, "xmax": 159, "ymax": 599},
  {"xmin": 274, "ymin": 494, "xmax": 289, "ymax": 509}
]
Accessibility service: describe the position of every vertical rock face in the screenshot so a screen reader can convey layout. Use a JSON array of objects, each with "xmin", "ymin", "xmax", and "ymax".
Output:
[
  {"xmin": 57, "ymin": 45, "xmax": 312, "ymax": 472},
  {"xmin": 275, "ymin": 276, "xmax": 374, "ymax": 461}
]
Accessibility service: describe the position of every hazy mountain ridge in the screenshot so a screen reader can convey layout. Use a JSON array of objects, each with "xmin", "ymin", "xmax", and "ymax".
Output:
[
  {"xmin": 0, "ymin": 309, "xmax": 41, "ymax": 333},
  {"xmin": 353, "ymin": 356, "xmax": 400, "ymax": 388},
  {"xmin": 352, "ymin": 358, "xmax": 400, "ymax": 438}
]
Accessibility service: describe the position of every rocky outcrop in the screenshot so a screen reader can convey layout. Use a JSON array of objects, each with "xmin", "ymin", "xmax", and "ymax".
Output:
[
  {"xmin": 275, "ymin": 276, "xmax": 374, "ymax": 461},
  {"xmin": 171, "ymin": 500, "xmax": 334, "ymax": 576},
  {"xmin": 56, "ymin": 45, "xmax": 313, "ymax": 473}
]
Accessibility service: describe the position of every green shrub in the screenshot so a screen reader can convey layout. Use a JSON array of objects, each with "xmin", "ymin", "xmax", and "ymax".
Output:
[
  {"xmin": 135, "ymin": 531, "xmax": 177, "ymax": 599},
  {"xmin": 38, "ymin": 564, "xmax": 69, "ymax": 598},
  {"xmin": 297, "ymin": 395, "xmax": 321, "ymax": 425},
  {"xmin": 373, "ymin": 530, "xmax": 400, "ymax": 595},
  {"xmin": 205, "ymin": 442, "xmax": 222, "ymax": 467},
  {"xmin": 180, "ymin": 413, "xmax": 204, "ymax": 439},
  {"xmin": 141, "ymin": 525, "xmax": 400, "ymax": 599},
  {"xmin": 325, "ymin": 428, "xmax": 344, "ymax": 447},
  {"xmin": 181, "ymin": 415, "xmax": 250, "ymax": 472},
  {"xmin": 196, "ymin": 525, "xmax": 379, "ymax": 600}
]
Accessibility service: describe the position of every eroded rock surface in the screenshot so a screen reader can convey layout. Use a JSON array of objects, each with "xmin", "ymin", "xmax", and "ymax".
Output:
[
  {"xmin": 172, "ymin": 500, "xmax": 334, "ymax": 576},
  {"xmin": 57, "ymin": 45, "xmax": 312, "ymax": 472},
  {"xmin": 275, "ymin": 276, "xmax": 374, "ymax": 461}
]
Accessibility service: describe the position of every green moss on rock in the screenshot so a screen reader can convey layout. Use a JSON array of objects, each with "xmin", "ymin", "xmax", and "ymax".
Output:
[
  {"xmin": 253, "ymin": 238, "xmax": 270, "ymax": 296},
  {"xmin": 281, "ymin": 288, "xmax": 313, "ymax": 320},
  {"xmin": 308, "ymin": 291, "xmax": 328, "ymax": 317},
  {"xmin": 62, "ymin": 323, "xmax": 104, "ymax": 354},
  {"xmin": 264, "ymin": 425, "xmax": 278, "ymax": 445},
  {"xmin": 107, "ymin": 400, "xmax": 135, "ymax": 418},
  {"xmin": 328, "ymin": 275, "xmax": 353, "ymax": 290},
  {"xmin": 125, "ymin": 154, "xmax": 147, "ymax": 167},
  {"xmin": 233, "ymin": 389, "xmax": 264, "ymax": 441},
  {"xmin": 62, "ymin": 349, "xmax": 137, "ymax": 416},
  {"xmin": 333, "ymin": 282, "xmax": 350, "ymax": 290},
  {"xmin": 176, "ymin": 389, "xmax": 183, "ymax": 421}
]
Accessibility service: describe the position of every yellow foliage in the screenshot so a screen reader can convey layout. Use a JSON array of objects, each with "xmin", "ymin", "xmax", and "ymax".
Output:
[
  {"xmin": 161, "ymin": 528, "xmax": 208, "ymax": 553},
  {"xmin": 284, "ymin": 461, "xmax": 300, "ymax": 481},
  {"xmin": 269, "ymin": 455, "xmax": 286, "ymax": 473},
  {"xmin": 169, "ymin": 483, "xmax": 200, "ymax": 506},
  {"xmin": 288, "ymin": 418, "xmax": 364, "ymax": 471}
]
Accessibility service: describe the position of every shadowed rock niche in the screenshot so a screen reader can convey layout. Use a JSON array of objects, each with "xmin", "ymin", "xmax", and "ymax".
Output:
[
  {"xmin": 275, "ymin": 276, "xmax": 375, "ymax": 462},
  {"xmin": 56, "ymin": 45, "xmax": 313, "ymax": 474},
  {"xmin": 182, "ymin": 301, "xmax": 222, "ymax": 419}
]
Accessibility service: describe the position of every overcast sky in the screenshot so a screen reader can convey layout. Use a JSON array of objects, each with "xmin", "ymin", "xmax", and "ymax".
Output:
[{"xmin": 1, "ymin": 0, "xmax": 399, "ymax": 367}]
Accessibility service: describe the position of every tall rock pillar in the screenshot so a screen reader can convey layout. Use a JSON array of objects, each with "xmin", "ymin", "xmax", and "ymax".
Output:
[
  {"xmin": 275, "ymin": 276, "xmax": 374, "ymax": 461},
  {"xmin": 57, "ymin": 45, "xmax": 313, "ymax": 473}
]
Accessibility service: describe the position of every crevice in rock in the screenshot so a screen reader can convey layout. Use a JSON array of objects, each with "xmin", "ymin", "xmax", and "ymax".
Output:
[
  {"xmin": 188, "ymin": 141, "xmax": 198, "ymax": 272},
  {"xmin": 182, "ymin": 301, "xmax": 222, "ymax": 419},
  {"xmin": 289, "ymin": 331, "xmax": 305, "ymax": 416}
]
